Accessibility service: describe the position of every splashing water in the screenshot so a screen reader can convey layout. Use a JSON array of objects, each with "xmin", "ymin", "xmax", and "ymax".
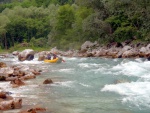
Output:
[{"xmin": 0, "ymin": 56, "xmax": 150, "ymax": 113}]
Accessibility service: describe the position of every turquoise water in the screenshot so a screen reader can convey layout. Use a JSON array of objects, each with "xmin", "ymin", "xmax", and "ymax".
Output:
[{"xmin": 0, "ymin": 56, "xmax": 150, "ymax": 113}]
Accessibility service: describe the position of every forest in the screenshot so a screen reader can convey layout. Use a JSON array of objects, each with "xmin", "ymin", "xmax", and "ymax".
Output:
[{"xmin": 0, "ymin": 0, "xmax": 150, "ymax": 51}]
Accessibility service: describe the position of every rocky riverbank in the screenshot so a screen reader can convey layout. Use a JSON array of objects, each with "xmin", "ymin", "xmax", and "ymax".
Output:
[
  {"xmin": 0, "ymin": 62, "xmax": 50, "ymax": 113},
  {"xmin": 0, "ymin": 40, "xmax": 149, "ymax": 112},
  {"xmin": 60, "ymin": 41, "xmax": 150, "ymax": 59}
]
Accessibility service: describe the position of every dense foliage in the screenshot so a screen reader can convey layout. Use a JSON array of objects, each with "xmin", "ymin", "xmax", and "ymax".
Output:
[{"xmin": 0, "ymin": 0, "xmax": 150, "ymax": 51}]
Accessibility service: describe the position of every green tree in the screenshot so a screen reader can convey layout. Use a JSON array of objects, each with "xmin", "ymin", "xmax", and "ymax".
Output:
[
  {"xmin": 0, "ymin": 15, "xmax": 10, "ymax": 49},
  {"xmin": 82, "ymin": 13, "xmax": 110, "ymax": 42},
  {"xmin": 56, "ymin": 4, "xmax": 75, "ymax": 34}
]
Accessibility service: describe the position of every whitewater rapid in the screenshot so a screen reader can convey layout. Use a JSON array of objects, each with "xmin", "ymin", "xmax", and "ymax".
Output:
[{"xmin": 0, "ymin": 56, "xmax": 150, "ymax": 113}]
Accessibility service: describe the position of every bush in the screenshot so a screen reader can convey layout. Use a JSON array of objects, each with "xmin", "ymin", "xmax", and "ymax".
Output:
[{"xmin": 113, "ymin": 26, "xmax": 136, "ymax": 42}]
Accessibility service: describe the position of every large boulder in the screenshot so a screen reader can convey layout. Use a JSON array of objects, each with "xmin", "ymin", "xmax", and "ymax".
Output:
[
  {"xmin": 94, "ymin": 49, "xmax": 108, "ymax": 57},
  {"xmin": 122, "ymin": 49, "xmax": 139, "ymax": 58},
  {"xmin": 38, "ymin": 51, "xmax": 47, "ymax": 61},
  {"xmin": 81, "ymin": 41, "xmax": 99, "ymax": 52},
  {"xmin": 18, "ymin": 49, "xmax": 35, "ymax": 61},
  {"xmin": 122, "ymin": 46, "xmax": 132, "ymax": 52},
  {"xmin": 139, "ymin": 47, "xmax": 147, "ymax": 54},
  {"xmin": 116, "ymin": 46, "xmax": 132, "ymax": 58},
  {"xmin": 106, "ymin": 48, "xmax": 120, "ymax": 58},
  {"xmin": 139, "ymin": 46, "xmax": 150, "ymax": 58}
]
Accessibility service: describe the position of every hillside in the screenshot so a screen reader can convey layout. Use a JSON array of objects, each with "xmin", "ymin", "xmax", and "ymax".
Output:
[{"xmin": 0, "ymin": 0, "xmax": 150, "ymax": 51}]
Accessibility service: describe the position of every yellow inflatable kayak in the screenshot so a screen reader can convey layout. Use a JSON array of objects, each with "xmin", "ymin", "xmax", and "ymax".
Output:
[{"xmin": 44, "ymin": 58, "xmax": 62, "ymax": 63}]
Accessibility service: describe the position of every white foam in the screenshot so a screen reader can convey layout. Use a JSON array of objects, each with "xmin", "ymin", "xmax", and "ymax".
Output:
[
  {"xmin": 54, "ymin": 81, "xmax": 75, "ymax": 87},
  {"xmin": 101, "ymin": 81, "xmax": 150, "ymax": 108},
  {"xmin": 79, "ymin": 58, "xmax": 87, "ymax": 61},
  {"xmin": 79, "ymin": 83, "xmax": 91, "ymax": 87},
  {"xmin": 66, "ymin": 57, "xmax": 78, "ymax": 61},
  {"xmin": 137, "ymin": 73, "xmax": 150, "ymax": 82},
  {"xmin": 87, "ymin": 67, "xmax": 107, "ymax": 74},
  {"xmin": 78, "ymin": 63, "xmax": 102, "ymax": 68},
  {"xmin": 122, "ymin": 95, "xmax": 150, "ymax": 108},
  {"xmin": 78, "ymin": 63, "xmax": 90, "ymax": 68},
  {"xmin": 102, "ymin": 82, "xmax": 150, "ymax": 95},
  {"xmin": 135, "ymin": 58, "xmax": 144, "ymax": 63},
  {"xmin": 113, "ymin": 58, "xmax": 119, "ymax": 62},
  {"xmin": 13, "ymin": 58, "xmax": 42, "ymax": 65},
  {"xmin": 112, "ymin": 60, "xmax": 150, "ymax": 78},
  {"xmin": 53, "ymin": 68, "xmax": 74, "ymax": 73}
]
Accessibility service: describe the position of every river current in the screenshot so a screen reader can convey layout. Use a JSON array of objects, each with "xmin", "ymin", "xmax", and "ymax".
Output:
[{"xmin": 0, "ymin": 55, "xmax": 150, "ymax": 113}]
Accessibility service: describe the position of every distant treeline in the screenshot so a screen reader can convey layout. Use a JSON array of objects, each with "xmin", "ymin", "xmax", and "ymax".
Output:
[{"xmin": 0, "ymin": 0, "xmax": 150, "ymax": 50}]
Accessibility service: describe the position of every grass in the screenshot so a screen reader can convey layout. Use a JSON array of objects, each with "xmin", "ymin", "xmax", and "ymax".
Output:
[{"xmin": 0, "ymin": 46, "xmax": 51, "ymax": 54}]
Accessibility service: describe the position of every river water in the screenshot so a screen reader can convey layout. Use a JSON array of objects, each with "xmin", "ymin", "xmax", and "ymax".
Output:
[{"xmin": 0, "ymin": 55, "xmax": 150, "ymax": 113}]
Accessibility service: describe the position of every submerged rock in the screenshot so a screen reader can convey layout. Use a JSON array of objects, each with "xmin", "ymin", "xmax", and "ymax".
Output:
[
  {"xmin": 19, "ymin": 107, "xmax": 46, "ymax": 113},
  {"xmin": 43, "ymin": 78, "xmax": 53, "ymax": 84}
]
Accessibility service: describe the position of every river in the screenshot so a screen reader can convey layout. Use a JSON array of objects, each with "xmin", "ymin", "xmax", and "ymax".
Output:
[{"xmin": 0, "ymin": 55, "xmax": 150, "ymax": 113}]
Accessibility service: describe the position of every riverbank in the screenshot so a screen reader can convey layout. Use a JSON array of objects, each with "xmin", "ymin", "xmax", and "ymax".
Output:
[
  {"xmin": 49, "ymin": 41, "xmax": 150, "ymax": 60},
  {"xmin": 0, "ymin": 61, "xmax": 48, "ymax": 112},
  {"xmin": 0, "ymin": 40, "xmax": 150, "ymax": 60}
]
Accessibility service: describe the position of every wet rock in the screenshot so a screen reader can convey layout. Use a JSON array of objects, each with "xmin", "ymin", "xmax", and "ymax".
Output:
[
  {"xmin": 38, "ymin": 55, "xmax": 45, "ymax": 61},
  {"xmin": 0, "ymin": 75, "xmax": 6, "ymax": 81},
  {"xmin": 21, "ymin": 74, "xmax": 36, "ymax": 80},
  {"xmin": 0, "ymin": 67, "xmax": 14, "ymax": 78},
  {"xmin": 19, "ymin": 107, "xmax": 46, "ymax": 113},
  {"xmin": 0, "ymin": 92, "xmax": 6, "ymax": 99},
  {"xmin": 148, "ymin": 56, "xmax": 150, "ymax": 61},
  {"xmin": 5, "ymin": 77, "xmax": 18, "ymax": 81},
  {"xmin": 38, "ymin": 51, "xmax": 47, "ymax": 61},
  {"xmin": 26, "ymin": 54, "xmax": 34, "ymax": 61},
  {"xmin": 13, "ymin": 70, "xmax": 25, "ymax": 77},
  {"xmin": 0, "ymin": 91, "xmax": 13, "ymax": 102},
  {"xmin": 29, "ymin": 69, "xmax": 41, "ymax": 75},
  {"xmin": 12, "ymin": 51, "xmax": 19, "ymax": 56},
  {"xmin": 114, "ymin": 79, "xmax": 129, "ymax": 84},
  {"xmin": 86, "ymin": 52, "xmax": 94, "ymax": 57},
  {"xmin": 0, "ymin": 98, "xmax": 22, "ymax": 110},
  {"xmin": 43, "ymin": 78, "xmax": 53, "ymax": 84},
  {"xmin": 18, "ymin": 49, "xmax": 35, "ymax": 61},
  {"xmin": 10, "ymin": 78, "xmax": 25, "ymax": 88},
  {"xmin": 0, "ymin": 62, "xmax": 7, "ymax": 68}
]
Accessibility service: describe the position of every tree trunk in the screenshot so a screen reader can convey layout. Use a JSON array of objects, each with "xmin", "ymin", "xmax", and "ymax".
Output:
[{"xmin": 3, "ymin": 33, "xmax": 7, "ymax": 49}]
